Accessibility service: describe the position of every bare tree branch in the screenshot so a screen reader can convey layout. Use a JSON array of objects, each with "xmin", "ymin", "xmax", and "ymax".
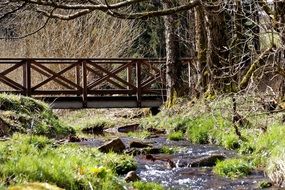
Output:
[
  {"xmin": 0, "ymin": 2, "xmax": 27, "ymax": 21},
  {"xmin": 104, "ymin": 0, "xmax": 201, "ymax": 19}
]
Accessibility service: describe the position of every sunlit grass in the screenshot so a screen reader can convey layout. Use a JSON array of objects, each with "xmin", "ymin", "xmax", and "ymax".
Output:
[
  {"xmin": 0, "ymin": 134, "xmax": 136, "ymax": 189},
  {"xmin": 214, "ymin": 158, "xmax": 253, "ymax": 179},
  {"xmin": 0, "ymin": 94, "xmax": 74, "ymax": 138}
]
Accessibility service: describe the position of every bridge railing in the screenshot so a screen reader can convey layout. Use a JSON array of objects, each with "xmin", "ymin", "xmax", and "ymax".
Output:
[
  {"xmin": 0, "ymin": 59, "xmax": 168, "ymax": 105},
  {"xmin": 0, "ymin": 58, "xmax": 192, "ymax": 108}
]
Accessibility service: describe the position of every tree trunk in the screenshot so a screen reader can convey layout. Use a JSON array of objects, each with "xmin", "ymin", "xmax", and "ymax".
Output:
[
  {"xmin": 204, "ymin": 3, "xmax": 229, "ymax": 95},
  {"xmin": 163, "ymin": 1, "xmax": 183, "ymax": 103},
  {"xmin": 194, "ymin": 5, "xmax": 208, "ymax": 97}
]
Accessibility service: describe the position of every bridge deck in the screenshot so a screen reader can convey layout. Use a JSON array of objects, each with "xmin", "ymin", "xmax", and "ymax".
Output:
[
  {"xmin": 40, "ymin": 95, "xmax": 165, "ymax": 109},
  {"xmin": 0, "ymin": 58, "xmax": 191, "ymax": 108}
]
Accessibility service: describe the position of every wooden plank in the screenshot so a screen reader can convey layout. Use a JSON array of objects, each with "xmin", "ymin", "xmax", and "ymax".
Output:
[
  {"xmin": 1, "ymin": 62, "xmax": 24, "ymax": 76},
  {"xmin": 31, "ymin": 61, "xmax": 81, "ymax": 90},
  {"xmin": 86, "ymin": 65, "xmax": 125, "ymax": 89},
  {"xmin": 0, "ymin": 74, "xmax": 24, "ymax": 90},
  {"xmin": 31, "ymin": 90, "xmax": 80, "ymax": 95},
  {"xmin": 30, "ymin": 64, "xmax": 74, "ymax": 90},
  {"xmin": 88, "ymin": 89, "xmax": 136, "ymax": 94},
  {"xmin": 87, "ymin": 61, "xmax": 136, "ymax": 89}
]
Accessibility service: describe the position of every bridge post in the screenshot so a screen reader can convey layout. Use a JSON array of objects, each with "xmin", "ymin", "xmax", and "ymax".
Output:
[
  {"xmin": 82, "ymin": 60, "xmax": 87, "ymax": 108},
  {"xmin": 76, "ymin": 63, "xmax": 81, "ymax": 96},
  {"xmin": 136, "ymin": 60, "xmax": 142, "ymax": 107},
  {"xmin": 127, "ymin": 64, "xmax": 132, "ymax": 96},
  {"xmin": 23, "ymin": 59, "xmax": 31, "ymax": 96}
]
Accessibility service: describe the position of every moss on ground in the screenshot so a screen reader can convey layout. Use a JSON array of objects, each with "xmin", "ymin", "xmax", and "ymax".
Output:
[{"xmin": 0, "ymin": 94, "xmax": 74, "ymax": 138}]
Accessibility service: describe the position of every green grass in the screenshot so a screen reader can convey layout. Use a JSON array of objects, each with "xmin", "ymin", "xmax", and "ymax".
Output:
[
  {"xmin": 167, "ymin": 131, "xmax": 184, "ymax": 141},
  {"xmin": 213, "ymin": 158, "xmax": 253, "ymax": 179},
  {"xmin": 8, "ymin": 182, "xmax": 63, "ymax": 190},
  {"xmin": 160, "ymin": 146, "xmax": 179, "ymax": 154},
  {"xmin": 133, "ymin": 181, "xmax": 164, "ymax": 190},
  {"xmin": 0, "ymin": 134, "xmax": 136, "ymax": 189},
  {"xmin": 186, "ymin": 116, "xmax": 215, "ymax": 144},
  {"xmin": 0, "ymin": 94, "xmax": 74, "ymax": 138}
]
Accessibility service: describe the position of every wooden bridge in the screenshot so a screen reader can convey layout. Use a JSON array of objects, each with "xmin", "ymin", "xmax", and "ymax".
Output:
[{"xmin": 0, "ymin": 58, "xmax": 191, "ymax": 109}]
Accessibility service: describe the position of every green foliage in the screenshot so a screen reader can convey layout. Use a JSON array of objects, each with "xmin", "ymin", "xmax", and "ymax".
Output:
[
  {"xmin": 133, "ymin": 181, "xmax": 164, "ymax": 190},
  {"xmin": 0, "ymin": 94, "xmax": 74, "ymax": 138},
  {"xmin": 167, "ymin": 131, "xmax": 184, "ymax": 141},
  {"xmin": 221, "ymin": 133, "xmax": 240, "ymax": 150},
  {"xmin": 0, "ymin": 134, "xmax": 136, "ymax": 189},
  {"xmin": 251, "ymin": 123, "xmax": 285, "ymax": 166},
  {"xmin": 160, "ymin": 146, "xmax": 179, "ymax": 154},
  {"xmin": 186, "ymin": 116, "xmax": 215, "ymax": 144},
  {"xmin": 213, "ymin": 158, "xmax": 253, "ymax": 179}
]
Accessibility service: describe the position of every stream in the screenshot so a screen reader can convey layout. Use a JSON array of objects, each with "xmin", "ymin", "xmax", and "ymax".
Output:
[{"xmin": 79, "ymin": 134, "xmax": 276, "ymax": 190}]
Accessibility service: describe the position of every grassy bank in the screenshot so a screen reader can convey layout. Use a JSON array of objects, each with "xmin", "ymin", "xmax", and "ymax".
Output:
[
  {"xmin": 0, "ymin": 94, "xmax": 74, "ymax": 138},
  {"xmin": 141, "ymin": 96, "xmax": 285, "ymax": 187},
  {"xmin": 0, "ymin": 134, "xmax": 136, "ymax": 189}
]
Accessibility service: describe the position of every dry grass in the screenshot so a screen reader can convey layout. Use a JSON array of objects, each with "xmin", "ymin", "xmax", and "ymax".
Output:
[
  {"xmin": 0, "ymin": 12, "xmax": 141, "ymax": 58},
  {"xmin": 267, "ymin": 148, "xmax": 285, "ymax": 187}
]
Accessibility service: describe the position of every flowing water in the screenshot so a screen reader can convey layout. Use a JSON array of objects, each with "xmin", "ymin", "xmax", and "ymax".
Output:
[{"xmin": 79, "ymin": 134, "xmax": 277, "ymax": 190}]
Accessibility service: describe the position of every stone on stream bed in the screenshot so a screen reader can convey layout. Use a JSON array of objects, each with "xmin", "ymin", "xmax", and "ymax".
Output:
[
  {"xmin": 146, "ymin": 127, "xmax": 166, "ymax": 134},
  {"xmin": 126, "ymin": 147, "xmax": 162, "ymax": 156},
  {"xmin": 81, "ymin": 125, "xmax": 104, "ymax": 134},
  {"xmin": 125, "ymin": 171, "xmax": 141, "ymax": 182},
  {"xmin": 98, "ymin": 138, "xmax": 126, "ymax": 153},
  {"xmin": 104, "ymin": 124, "xmax": 141, "ymax": 134},
  {"xmin": 189, "ymin": 154, "xmax": 227, "ymax": 167},
  {"xmin": 118, "ymin": 124, "xmax": 141, "ymax": 133},
  {"xmin": 130, "ymin": 141, "xmax": 151, "ymax": 148}
]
